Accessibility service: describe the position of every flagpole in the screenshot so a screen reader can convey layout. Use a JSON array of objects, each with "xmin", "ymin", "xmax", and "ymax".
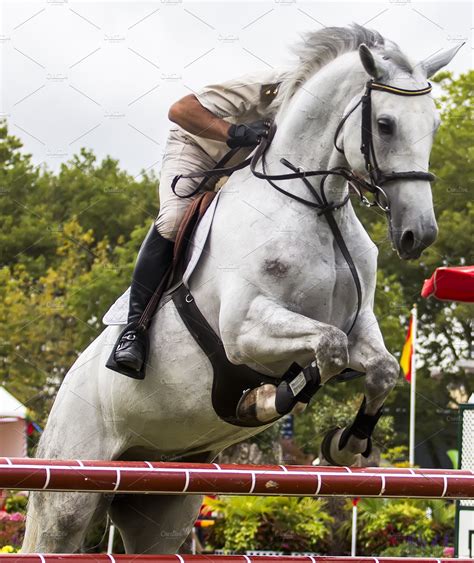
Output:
[{"xmin": 409, "ymin": 304, "xmax": 417, "ymax": 467}]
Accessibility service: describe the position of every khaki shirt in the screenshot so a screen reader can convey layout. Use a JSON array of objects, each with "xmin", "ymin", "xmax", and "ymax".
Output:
[{"xmin": 174, "ymin": 68, "xmax": 291, "ymax": 161}]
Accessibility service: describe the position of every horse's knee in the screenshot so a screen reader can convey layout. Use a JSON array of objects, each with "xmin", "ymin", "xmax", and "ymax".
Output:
[
  {"xmin": 315, "ymin": 327, "xmax": 349, "ymax": 381},
  {"xmin": 366, "ymin": 354, "xmax": 400, "ymax": 395}
]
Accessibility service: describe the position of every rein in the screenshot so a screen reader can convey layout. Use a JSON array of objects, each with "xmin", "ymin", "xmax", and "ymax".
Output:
[{"xmin": 171, "ymin": 79, "xmax": 435, "ymax": 335}]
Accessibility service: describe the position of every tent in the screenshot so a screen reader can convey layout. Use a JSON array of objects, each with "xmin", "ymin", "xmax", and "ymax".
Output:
[{"xmin": 0, "ymin": 387, "xmax": 27, "ymax": 457}]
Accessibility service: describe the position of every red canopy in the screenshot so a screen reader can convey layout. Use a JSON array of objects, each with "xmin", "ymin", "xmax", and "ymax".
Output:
[{"xmin": 421, "ymin": 266, "xmax": 474, "ymax": 302}]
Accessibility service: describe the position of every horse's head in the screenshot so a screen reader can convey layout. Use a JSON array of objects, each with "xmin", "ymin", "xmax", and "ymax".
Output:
[{"xmin": 341, "ymin": 42, "xmax": 462, "ymax": 259}]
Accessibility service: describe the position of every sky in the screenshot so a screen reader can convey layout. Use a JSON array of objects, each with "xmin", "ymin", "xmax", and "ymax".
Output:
[{"xmin": 1, "ymin": 0, "xmax": 471, "ymax": 178}]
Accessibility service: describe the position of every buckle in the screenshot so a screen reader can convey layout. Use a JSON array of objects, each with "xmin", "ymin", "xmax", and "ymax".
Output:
[{"xmin": 123, "ymin": 332, "xmax": 137, "ymax": 341}]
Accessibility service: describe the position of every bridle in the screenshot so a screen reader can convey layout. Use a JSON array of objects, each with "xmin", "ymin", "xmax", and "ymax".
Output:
[
  {"xmin": 247, "ymin": 79, "xmax": 435, "ymax": 215},
  {"xmin": 171, "ymin": 79, "xmax": 436, "ymax": 334},
  {"xmin": 335, "ymin": 80, "xmax": 435, "ymax": 211}
]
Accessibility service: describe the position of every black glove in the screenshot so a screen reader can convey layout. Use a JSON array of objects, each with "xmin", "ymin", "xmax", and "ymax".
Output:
[{"xmin": 226, "ymin": 119, "xmax": 271, "ymax": 149}]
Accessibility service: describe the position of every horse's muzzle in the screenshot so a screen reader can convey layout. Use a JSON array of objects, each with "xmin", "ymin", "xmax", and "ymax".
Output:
[{"xmin": 395, "ymin": 224, "xmax": 438, "ymax": 260}]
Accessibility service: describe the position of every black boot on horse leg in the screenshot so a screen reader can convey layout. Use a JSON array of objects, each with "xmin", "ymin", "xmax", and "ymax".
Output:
[{"xmin": 110, "ymin": 225, "xmax": 174, "ymax": 377}]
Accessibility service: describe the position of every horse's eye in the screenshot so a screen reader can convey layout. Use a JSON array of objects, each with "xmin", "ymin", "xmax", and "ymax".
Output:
[{"xmin": 377, "ymin": 117, "xmax": 394, "ymax": 135}]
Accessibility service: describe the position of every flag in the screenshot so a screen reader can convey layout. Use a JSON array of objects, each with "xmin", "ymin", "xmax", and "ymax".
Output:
[{"xmin": 400, "ymin": 315, "xmax": 414, "ymax": 382}]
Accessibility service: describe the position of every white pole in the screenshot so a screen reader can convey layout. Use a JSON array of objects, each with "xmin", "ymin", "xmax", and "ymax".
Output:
[
  {"xmin": 408, "ymin": 304, "xmax": 418, "ymax": 467},
  {"xmin": 192, "ymin": 527, "xmax": 197, "ymax": 555},
  {"xmin": 107, "ymin": 523, "xmax": 115, "ymax": 554},
  {"xmin": 351, "ymin": 501, "xmax": 358, "ymax": 556}
]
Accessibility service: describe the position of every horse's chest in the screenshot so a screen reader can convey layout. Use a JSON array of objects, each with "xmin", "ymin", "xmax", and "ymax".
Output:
[{"xmin": 254, "ymin": 223, "xmax": 376, "ymax": 325}]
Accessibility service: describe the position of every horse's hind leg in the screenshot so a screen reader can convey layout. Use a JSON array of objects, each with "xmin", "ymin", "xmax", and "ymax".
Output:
[
  {"xmin": 109, "ymin": 493, "xmax": 203, "ymax": 554},
  {"xmin": 22, "ymin": 491, "xmax": 110, "ymax": 552},
  {"xmin": 22, "ymin": 351, "xmax": 119, "ymax": 553}
]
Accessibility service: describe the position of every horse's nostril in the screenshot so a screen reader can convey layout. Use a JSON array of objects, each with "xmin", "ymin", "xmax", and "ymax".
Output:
[{"xmin": 400, "ymin": 230, "xmax": 415, "ymax": 254}]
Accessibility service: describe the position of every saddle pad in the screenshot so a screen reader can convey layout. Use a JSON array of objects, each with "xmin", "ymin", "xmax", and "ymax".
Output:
[
  {"xmin": 102, "ymin": 287, "xmax": 131, "ymax": 326},
  {"xmin": 102, "ymin": 191, "xmax": 221, "ymax": 326},
  {"xmin": 182, "ymin": 190, "xmax": 221, "ymax": 287}
]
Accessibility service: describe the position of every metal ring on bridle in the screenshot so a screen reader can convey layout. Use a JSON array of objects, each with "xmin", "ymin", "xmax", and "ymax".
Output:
[{"xmin": 373, "ymin": 185, "xmax": 390, "ymax": 212}]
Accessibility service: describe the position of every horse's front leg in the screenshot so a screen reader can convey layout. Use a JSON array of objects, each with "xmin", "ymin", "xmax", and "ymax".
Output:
[
  {"xmin": 219, "ymin": 295, "xmax": 350, "ymax": 422},
  {"xmin": 321, "ymin": 310, "xmax": 400, "ymax": 466}
]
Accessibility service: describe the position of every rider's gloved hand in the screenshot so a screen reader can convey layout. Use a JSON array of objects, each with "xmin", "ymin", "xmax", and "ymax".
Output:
[{"xmin": 226, "ymin": 120, "xmax": 271, "ymax": 149}]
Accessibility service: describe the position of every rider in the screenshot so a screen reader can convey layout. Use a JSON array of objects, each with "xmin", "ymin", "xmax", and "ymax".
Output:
[{"xmin": 111, "ymin": 68, "xmax": 290, "ymax": 377}]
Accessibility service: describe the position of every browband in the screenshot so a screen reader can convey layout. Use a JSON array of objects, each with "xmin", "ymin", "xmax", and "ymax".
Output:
[{"xmin": 369, "ymin": 81, "xmax": 432, "ymax": 96}]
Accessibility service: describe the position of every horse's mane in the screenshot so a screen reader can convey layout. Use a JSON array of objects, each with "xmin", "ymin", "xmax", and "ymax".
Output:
[{"xmin": 272, "ymin": 24, "xmax": 411, "ymax": 113}]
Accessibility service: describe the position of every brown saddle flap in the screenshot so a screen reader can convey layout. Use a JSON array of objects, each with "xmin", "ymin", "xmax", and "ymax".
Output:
[{"xmin": 173, "ymin": 191, "xmax": 217, "ymax": 276}]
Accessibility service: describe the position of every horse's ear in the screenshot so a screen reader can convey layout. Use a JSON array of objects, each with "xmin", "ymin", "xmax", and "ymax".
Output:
[
  {"xmin": 421, "ymin": 43, "xmax": 464, "ymax": 78},
  {"xmin": 358, "ymin": 44, "xmax": 385, "ymax": 79}
]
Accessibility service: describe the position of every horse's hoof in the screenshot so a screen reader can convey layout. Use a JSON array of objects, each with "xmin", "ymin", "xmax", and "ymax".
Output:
[
  {"xmin": 320, "ymin": 427, "xmax": 359, "ymax": 467},
  {"xmin": 236, "ymin": 384, "xmax": 281, "ymax": 424}
]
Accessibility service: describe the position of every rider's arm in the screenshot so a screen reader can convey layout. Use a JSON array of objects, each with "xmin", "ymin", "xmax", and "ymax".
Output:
[{"xmin": 168, "ymin": 94, "xmax": 231, "ymax": 142}]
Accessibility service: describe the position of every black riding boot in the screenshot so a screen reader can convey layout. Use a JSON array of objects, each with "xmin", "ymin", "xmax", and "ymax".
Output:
[{"xmin": 109, "ymin": 225, "xmax": 174, "ymax": 378}]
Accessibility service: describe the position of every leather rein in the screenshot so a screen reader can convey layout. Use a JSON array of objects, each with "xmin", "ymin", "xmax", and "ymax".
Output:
[{"xmin": 171, "ymin": 79, "xmax": 435, "ymax": 335}]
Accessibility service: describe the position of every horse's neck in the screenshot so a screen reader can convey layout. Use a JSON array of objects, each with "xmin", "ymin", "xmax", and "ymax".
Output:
[{"xmin": 267, "ymin": 54, "xmax": 365, "ymax": 205}]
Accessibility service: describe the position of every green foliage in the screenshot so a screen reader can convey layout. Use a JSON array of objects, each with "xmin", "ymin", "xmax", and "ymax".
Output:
[
  {"xmin": 382, "ymin": 445, "xmax": 409, "ymax": 466},
  {"xmin": 0, "ymin": 122, "xmax": 157, "ymax": 423},
  {"xmin": 446, "ymin": 449, "xmax": 458, "ymax": 469},
  {"xmin": 206, "ymin": 495, "xmax": 333, "ymax": 553},
  {"xmin": 348, "ymin": 498, "xmax": 455, "ymax": 555},
  {"xmin": 380, "ymin": 543, "xmax": 445, "ymax": 556},
  {"xmin": 0, "ymin": 123, "xmax": 157, "ymax": 279},
  {"xmin": 4, "ymin": 494, "xmax": 28, "ymax": 514},
  {"xmin": 358, "ymin": 499, "xmax": 434, "ymax": 553}
]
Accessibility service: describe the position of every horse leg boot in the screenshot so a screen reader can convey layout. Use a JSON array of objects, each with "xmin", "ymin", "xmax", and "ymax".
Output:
[{"xmin": 111, "ymin": 225, "xmax": 174, "ymax": 377}]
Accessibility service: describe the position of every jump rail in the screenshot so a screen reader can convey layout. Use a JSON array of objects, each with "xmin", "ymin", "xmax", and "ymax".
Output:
[
  {"xmin": 1, "ymin": 458, "xmax": 473, "ymax": 499},
  {"xmin": 0, "ymin": 555, "xmax": 473, "ymax": 562}
]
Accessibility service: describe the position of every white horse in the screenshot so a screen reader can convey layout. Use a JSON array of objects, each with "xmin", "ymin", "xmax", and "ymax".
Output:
[{"xmin": 23, "ymin": 27, "xmax": 461, "ymax": 554}]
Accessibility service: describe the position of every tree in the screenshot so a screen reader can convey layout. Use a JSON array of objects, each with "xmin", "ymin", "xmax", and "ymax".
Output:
[{"xmin": 0, "ymin": 123, "xmax": 157, "ymax": 423}]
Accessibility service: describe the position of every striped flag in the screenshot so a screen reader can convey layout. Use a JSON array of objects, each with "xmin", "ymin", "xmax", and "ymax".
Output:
[{"xmin": 400, "ymin": 315, "xmax": 414, "ymax": 382}]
